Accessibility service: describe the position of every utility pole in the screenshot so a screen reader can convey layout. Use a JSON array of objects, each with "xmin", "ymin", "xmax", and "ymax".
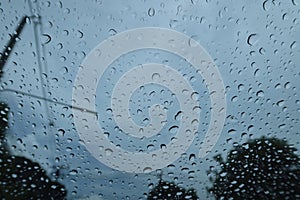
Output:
[{"xmin": 0, "ymin": 16, "xmax": 28, "ymax": 74}]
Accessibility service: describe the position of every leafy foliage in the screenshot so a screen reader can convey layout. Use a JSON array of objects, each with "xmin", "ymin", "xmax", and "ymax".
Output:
[
  {"xmin": 147, "ymin": 179, "xmax": 198, "ymax": 200},
  {"xmin": 0, "ymin": 102, "xmax": 9, "ymax": 155},
  {"xmin": 0, "ymin": 155, "xmax": 67, "ymax": 199},
  {"xmin": 208, "ymin": 136, "xmax": 300, "ymax": 199},
  {"xmin": 0, "ymin": 84, "xmax": 67, "ymax": 199}
]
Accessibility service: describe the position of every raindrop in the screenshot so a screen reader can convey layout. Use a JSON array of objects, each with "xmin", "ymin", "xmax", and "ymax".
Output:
[
  {"xmin": 228, "ymin": 129, "xmax": 237, "ymax": 135},
  {"xmin": 278, "ymin": 124, "xmax": 286, "ymax": 129},
  {"xmin": 262, "ymin": 0, "xmax": 270, "ymax": 11},
  {"xmin": 231, "ymin": 96, "xmax": 238, "ymax": 102},
  {"xmin": 176, "ymin": 5, "xmax": 182, "ymax": 15},
  {"xmin": 63, "ymin": 29, "xmax": 69, "ymax": 36},
  {"xmin": 167, "ymin": 164, "xmax": 176, "ymax": 170},
  {"xmin": 191, "ymin": 0, "xmax": 199, "ymax": 5},
  {"xmin": 256, "ymin": 90, "xmax": 264, "ymax": 97},
  {"xmin": 108, "ymin": 29, "xmax": 117, "ymax": 36},
  {"xmin": 188, "ymin": 35, "xmax": 199, "ymax": 47},
  {"xmin": 191, "ymin": 92, "xmax": 199, "ymax": 101},
  {"xmin": 290, "ymin": 41, "xmax": 296, "ymax": 49},
  {"xmin": 148, "ymin": 8, "xmax": 155, "ymax": 17},
  {"xmin": 147, "ymin": 144, "xmax": 154, "ymax": 150},
  {"xmin": 276, "ymin": 100, "xmax": 285, "ymax": 107},
  {"xmin": 41, "ymin": 34, "xmax": 51, "ymax": 45},
  {"xmin": 105, "ymin": 148, "xmax": 113, "ymax": 156},
  {"xmin": 220, "ymin": 172, "xmax": 227, "ymax": 177},
  {"xmin": 143, "ymin": 167, "xmax": 152, "ymax": 173},
  {"xmin": 175, "ymin": 111, "xmax": 183, "ymax": 121},
  {"xmin": 282, "ymin": 13, "xmax": 288, "ymax": 21},
  {"xmin": 284, "ymin": 82, "xmax": 291, "ymax": 89},
  {"xmin": 58, "ymin": 128, "xmax": 65, "ymax": 136},
  {"xmin": 238, "ymin": 84, "xmax": 245, "ymax": 91},
  {"xmin": 247, "ymin": 33, "xmax": 259, "ymax": 46},
  {"xmin": 254, "ymin": 69, "xmax": 260, "ymax": 77},
  {"xmin": 69, "ymin": 169, "xmax": 78, "ymax": 175},
  {"xmin": 169, "ymin": 125, "xmax": 179, "ymax": 134},
  {"xmin": 169, "ymin": 19, "xmax": 179, "ymax": 28},
  {"xmin": 274, "ymin": 83, "xmax": 281, "ymax": 89},
  {"xmin": 259, "ymin": 47, "xmax": 266, "ymax": 55},
  {"xmin": 160, "ymin": 144, "xmax": 167, "ymax": 150},
  {"xmin": 189, "ymin": 154, "xmax": 196, "ymax": 161},
  {"xmin": 292, "ymin": 0, "xmax": 298, "ymax": 6},
  {"xmin": 247, "ymin": 125, "xmax": 254, "ymax": 132},
  {"xmin": 152, "ymin": 73, "xmax": 160, "ymax": 81},
  {"xmin": 77, "ymin": 30, "xmax": 84, "ymax": 38},
  {"xmin": 11, "ymin": 173, "xmax": 18, "ymax": 178}
]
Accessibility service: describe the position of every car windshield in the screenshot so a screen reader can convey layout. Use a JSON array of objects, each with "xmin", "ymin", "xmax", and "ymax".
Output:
[{"xmin": 0, "ymin": 1, "xmax": 299, "ymax": 199}]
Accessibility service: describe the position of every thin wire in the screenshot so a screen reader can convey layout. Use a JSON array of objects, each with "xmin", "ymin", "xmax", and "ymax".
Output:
[
  {"xmin": 28, "ymin": 0, "xmax": 51, "ymax": 124},
  {"xmin": 1, "ymin": 88, "xmax": 98, "ymax": 116},
  {"xmin": 35, "ymin": 0, "xmax": 52, "ymax": 118},
  {"xmin": 27, "ymin": 0, "xmax": 58, "ymax": 174}
]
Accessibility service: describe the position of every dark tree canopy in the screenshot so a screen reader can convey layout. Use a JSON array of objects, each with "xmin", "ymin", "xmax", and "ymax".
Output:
[
  {"xmin": 147, "ymin": 179, "xmax": 198, "ymax": 200},
  {"xmin": 0, "ymin": 102, "xmax": 9, "ymax": 155},
  {"xmin": 0, "ymin": 98, "xmax": 67, "ymax": 199},
  {"xmin": 0, "ymin": 155, "xmax": 67, "ymax": 199},
  {"xmin": 208, "ymin": 136, "xmax": 300, "ymax": 199}
]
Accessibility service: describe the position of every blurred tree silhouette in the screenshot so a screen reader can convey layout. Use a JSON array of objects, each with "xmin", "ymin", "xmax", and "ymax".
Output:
[
  {"xmin": 147, "ymin": 179, "xmax": 198, "ymax": 200},
  {"xmin": 0, "ymin": 102, "xmax": 10, "ymax": 156},
  {"xmin": 208, "ymin": 136, "xmax": 300, "ymax": 199},
  {"xmin": 0, "ymin": 75, "xmax": 67, "ymax": 199}
]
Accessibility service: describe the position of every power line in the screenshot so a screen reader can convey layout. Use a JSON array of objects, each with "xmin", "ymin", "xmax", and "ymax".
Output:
[{"xmin": 1, "ymin": 88, "xmax": 98, "ymax": 116}]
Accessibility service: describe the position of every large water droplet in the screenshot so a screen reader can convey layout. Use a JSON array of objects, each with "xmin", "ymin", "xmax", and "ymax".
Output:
[
  {"xmin": 70, "ymin": 169, "xmax": 78, "ymax": 175},
  {"xmin": 169, "ymin": 125, "xmax": 179, "ymax": 134},
  {"xmin": 247, "ymin": 33, "xmax": 259, "ymax": 46},
  {"xmin": 148, "ymin": 8, "xmax": 155, "ymax": 17},
  {"xmin": 108, "ymin": 29, "xmax": 117, "ymax": 36},
  {"xmin": 143, "ymin": 167, "xmax": 152, "ymax": 173},
  {"xmin": 41, "ymin": 34, "xmax": 51, "ymax": 45},
  {"xmin": 105, "ymin": 148, "xmax": 113, "ymax": 156}
]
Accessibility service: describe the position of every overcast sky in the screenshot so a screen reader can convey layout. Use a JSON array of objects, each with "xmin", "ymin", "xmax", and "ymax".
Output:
[{"xmin": 1, "ymin": 0, "xmax": 299, "ymax": 199}]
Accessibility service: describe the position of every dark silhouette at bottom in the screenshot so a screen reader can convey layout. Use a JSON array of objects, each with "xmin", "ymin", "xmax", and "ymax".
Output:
[{"xmin": 147, "ymin": 179, "xmax": 198, "ymax": 200}]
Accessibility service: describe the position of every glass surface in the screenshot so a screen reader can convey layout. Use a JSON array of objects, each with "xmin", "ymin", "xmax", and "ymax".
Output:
[{"xmin": 0, "ymin": 0, "xmax": 299, "ymax": 199}]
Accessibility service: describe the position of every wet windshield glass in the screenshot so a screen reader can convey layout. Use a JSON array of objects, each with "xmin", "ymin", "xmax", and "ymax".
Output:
[{"xmin": 0, "ymin": 1, "xmax": 299, "ymax": 199}]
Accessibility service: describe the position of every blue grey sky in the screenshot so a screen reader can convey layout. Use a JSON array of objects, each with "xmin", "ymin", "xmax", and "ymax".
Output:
[{"xmin": 0, "ymin": 0, "xmax": 299, "ymax": 199}]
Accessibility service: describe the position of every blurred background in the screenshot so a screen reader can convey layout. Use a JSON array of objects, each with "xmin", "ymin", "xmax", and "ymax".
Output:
[{"xmin": 0, "ymin": 0, "xmax": 299, "ymax": 199}]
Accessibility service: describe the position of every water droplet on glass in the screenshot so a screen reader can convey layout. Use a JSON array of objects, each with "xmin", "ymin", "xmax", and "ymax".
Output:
[
  {"xmin": 292, "ymin": 0, "xmax": 298, "ymax": 6},
  {"xmin": 58, "ymin": 128, "xmax": 65, "ymax": 136},
  {"xmin": 188, "ymin": 35, "xmax": 199, "ymax": 47},
  {"xmin": 143, "ymin": 167, "xmax": 152, "ymax": 173},
  {"xmin": 284, "ymin": 82, "xmax": 291, "ymax": 89},
  {"xmin": 247, "ymin": 33, "xmax": 259, "ymax": 46},
  {"xmin": 256, "ymin": 90, "xmax": 264, "ymax": 97},
  {"xmin": 254, "ymin": 69, "xmax": 260, "ymax": 77},
  {"xmin": 238, "ymin": 84, "xmax": 245, "ymax": 91},
  {"xmin": 276, "ymin": 100, "xmax": 285, "ymax": 107},
  {"xmin": 105, "ymin": 148, "xmax": 113, "ymax": 156},
  {"xmin": 77, "ymin": 30, "xmax": 84, "ymax": 38},
  {"xmin": 70, "ymin": 169, "xmax": 78, "ymax": 175},
  {"xmin": 262, "ymin": 0, "xmax": 270, "ymax": 11},
  {"xmin": 191, "ymin": 92, "xmax": 199, "ymax": 101},
  {"xmin": 41, "ymin": 34, "xmax": 51, "ymax": 45},
  {"xmin": 152, "ymin": 73, "xmax": 160, "ymax": 81},
  {"xmin": 169, "ymin": 125, "xmax": 179, "ymax": 134},
  {"xmin": 231, "ymin": 96, "xmax": 238, "ymax": 102},
  {"xmin": 175, "ymin": 111, "xmax": 183, "ymax": 121},
  {"xmin": 148, "ymin": 8, "xmax": 155, "ymax": 17},
  {"xmin": 169, "ymin": 19, "xmax": 179, "ymax": 28},
  {"xmin": 290, "ymin": 41, "xmax": 296, "ymax": 49},
  {"xmin": 228, "ymin": 129, "xmax": 237, "ymax": 135},
  {"xmin": 109, "ymin": 29, "xmax": 117, "ymax": 36}
]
